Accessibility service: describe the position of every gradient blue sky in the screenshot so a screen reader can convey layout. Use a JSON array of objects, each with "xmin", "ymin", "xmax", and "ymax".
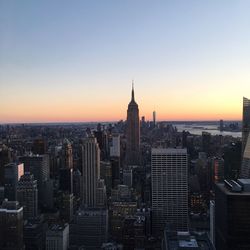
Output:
[{"xmin": 1, "ymin": 0, "xmax": 250, "ymax": 123}]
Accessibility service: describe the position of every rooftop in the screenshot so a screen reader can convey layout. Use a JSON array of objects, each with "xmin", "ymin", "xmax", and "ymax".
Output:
[{"xmin": 163, "ymin": 230, "xmax": 215, "ymax": 250}]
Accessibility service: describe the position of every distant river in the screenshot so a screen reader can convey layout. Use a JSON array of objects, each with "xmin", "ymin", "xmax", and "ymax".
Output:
[{"xmin": 174, "ymin": 124, "xmax": 241, "ymax": 138}]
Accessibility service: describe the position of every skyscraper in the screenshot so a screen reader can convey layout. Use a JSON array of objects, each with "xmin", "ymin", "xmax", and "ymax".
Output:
[
  {"xmin": 4, "ymin": 163, "xmax": 24, "ymax": 201},
  {"xmin": 242, "ymin": 97, "xmax": 250, "ymax": 155},
  {"xmin": 81, "ymin": 137, "xmax": 100, "ymax": 207},
  {"xmin": 62, "ymin": 139, "xmax": 73, "ymax": 169},
  {"xmin": 153, "ymin": 111, "xmax": 156, "ymax": 127},
  {"xmin": 0, "ymin": 200, "xmax": 24, "ymax": 250},
  {"xmin": 126, "ymin": 84, "xmax": 140, "ymax": 165},
  {"xmin": 151, "ymin": 148, "xmax": 188, "ymax": 233},
  {"xmin": 241, "ymin": 135, "xmax": 250, "ymax": 178},
  {"xmin": 17, "ymin": 173, "xmax": 38, "ymax": 220},
  {"xmin": 241, "ymin": 97, "xmax": 250, "ymax": 178},
  {"xmin": 215, "ymin": 179, "xmax": 250, "ymax": 250}
]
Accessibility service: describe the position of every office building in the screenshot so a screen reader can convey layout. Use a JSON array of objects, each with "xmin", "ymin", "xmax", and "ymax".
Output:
[
  {"xmin": 96, "ymin": 179, "xmax": 107, "ymax": 207},
  {"xmin": 153, "ymin": 111, "xmax": 156, "ymax": 127},
  {"xmin": 151, "ymin": 148, "xmax": 188, "ymax": 233},
  {"xmin": 70, "ymin": 208, "xmax": 108, "ymax": 249},
  {"xmin": 123, "ymin": 168, "xmax": 133, "ymax": 187},
  {"xmin": 241, "ymin": 132, "xmax": 250, "ymax": 178},
  {"xmin": 0, "ymin": 200, "xmax": 24, "ymax": 250},
  {"xmin": 59, "ymin": 168, "xmax": 73, "ymax": 194},
  {"xmin": 19, "ymin": 154, "xmax": 50, "ymax": 190},
  {"xmin": 62, "ymin": 139, "xmax": 73, "ymax": 169},
  {"xmin": 81, "ymin": 137, "xmax": 100, "ymax": 207},
  {"xmin": 215, "ymin": 179, "xmax": 250, "ymax": 250},
  {"xmin": 100, "ymin": 161, "xmax": 112, "ymax": 196},
  {"xmin": 60, "ymin": 192, "xmax": 74, "ymax": 223},
  {"xmin": 242, "ymin": 97, "xmax": 250, "ymax": 156},
  {"xmin": 23, "ymin": 216, "xmax": 47, "ymax": 250},
  {"xmin": 110, "ymin": 134, "xmax": 120, "ymax": 158},
  {"xmin": 32, "ymin": 138, "xmax": 47, "ymax": 155},
  {"xmin": 209, "ymin": 200, "xmax": 215, "ymax": 246},
  {"xmin": 4, "ymin": 162, "xmax": 24, "ymax": 200},
  {"xmin": 212, "ymin": 157, "xmax": 224, "ymax": 183},
  {"xmin": 17, "ymin": 173, "xmax": 38, "ymax": 219},
  {"xmin": 126, "ymin": 84, "xmax": 140, "ymax": 165},
  {"xmin": 162, "ymin": 228, "xmax": 215, "ymax": 250},
  {"xmin": 46, "ymin": 224, "xmax": 69, "ymax": 250}
]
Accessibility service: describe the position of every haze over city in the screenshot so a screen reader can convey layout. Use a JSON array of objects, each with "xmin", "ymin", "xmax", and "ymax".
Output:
[{"xmin": 1, "ymin": 0, "xmax": 250, "ymax": 123}]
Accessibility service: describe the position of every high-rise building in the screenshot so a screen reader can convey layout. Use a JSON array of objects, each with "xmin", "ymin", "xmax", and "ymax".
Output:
[
  {"xmin": 59, "ymin": 168, "xmax": 73, "ymax": 194},
  {"xmin": 126, "ymin": 84, "xmax": 140, "ymax": 165},
  {"xmin": 62, "ymin": 139, "xmax": 73, "ymax": 169},
  {"xmin": 242, "ymin": 97, "xmax": 250, "ymax": 156},
  {"xmin": 17, "ymin": 173, "xmax": 38, "ymax": 220},
  {"xmin": 0, "ymin": 145, "xmax": 12, "ymax": 185},
  {"xmin": 19, "ymin": 154, "xmax": 50, "ymax": 189},
  {"xmin": 209, "ymin": 200, "xmax": 215, "ymax": 246},
  {"xmin": 241, "ymin": 128, "xmax": 250, "ymax": 178},
  {"xmin": 215, "ymin": 179, "xmax": 250, "ymax": 250},
  {"xmin": 46, "ymin": 224, "xmax": 69, "ymax": 250},
  {"xmin": 162, "ymin": 228, "xmax": 215, "ymax": 250},
  {"xmin": 153, "ymin": 111, "xmax": 156, "ymax": 127},
  {"xmin": 110, "ymin": 134, "xmax": 120, "ymax": 158},
  {"xmin": 19, "ymin": 154, "xmax": 50, "ymax": 208},
  {"xmin": 0, "ymin": 200, "xmax": 24, "ymax": 250},
  {"xmin": 70, "ymin": 208, "xmax": 108, "ymax": 249},
  {"xmin": 123, "ymin": 168, "xmax": 133, "ymax": 187},
  {"xmin": 81, "ymin": 137, "xmax": 100, "ymax": 207},
  {"xmin": 151, "ymin": 148, "xmax": 188, "ymax": 233},
  {"xmin": 4, "ymin": 162, "xmax": 24, "ymax": 201},
  {"xmin": 32, "ymin": 138, "xmax": 47, "ymax": 155},
  {"xmin": 219, "ymin": 119, "xmax": 224, "ymax": 132}
]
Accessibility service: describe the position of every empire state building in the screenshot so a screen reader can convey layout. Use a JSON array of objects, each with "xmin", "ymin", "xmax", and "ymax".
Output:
[{"xmin": 126, "ymin": 84, "xmax": 140, "ymax": 165}]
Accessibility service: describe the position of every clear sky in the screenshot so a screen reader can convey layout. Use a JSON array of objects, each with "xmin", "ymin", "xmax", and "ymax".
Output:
[{"xmin": 1, "ymin": 0, "xmax": 250, "ymax": 123}]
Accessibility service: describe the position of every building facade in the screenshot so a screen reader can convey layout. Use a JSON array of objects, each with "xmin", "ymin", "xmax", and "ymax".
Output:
[
  {"xmin": 17, "ymin": 173, "xmax": 38, "ymax": 220},
  {"xmin": 241, "ymin": 97, "xmax": 250, "ymax": 178},
  {"xmin": 151, "ymin": 148, "xmax": 188, "ymax": 233},
  {"xmin": 126, "ymin": 84, "xmax": 140, "ymax": 165},
  {"xmin": 81, "ymin": 137, "xmax": 100, "ymax": 207},
  {"xmin": 215, "ymin": 179, "xmax": 250, "ymax": 250}
]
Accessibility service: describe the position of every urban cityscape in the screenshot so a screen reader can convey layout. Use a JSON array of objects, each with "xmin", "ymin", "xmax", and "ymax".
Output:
[{"xmin": 1, "ymin": 1, "xmax": 250, "ymax": 250}]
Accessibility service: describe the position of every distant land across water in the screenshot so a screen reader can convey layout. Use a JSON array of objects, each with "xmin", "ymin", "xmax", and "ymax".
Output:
[{"xmin": 1, "ymin": 120, "xmax": 242, "ymax": 138}]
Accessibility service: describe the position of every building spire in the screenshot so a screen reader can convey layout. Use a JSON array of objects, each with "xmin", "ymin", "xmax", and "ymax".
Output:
[{"xmin": 131, "ymin": 80, "xmax": 135, "ymax": 101}]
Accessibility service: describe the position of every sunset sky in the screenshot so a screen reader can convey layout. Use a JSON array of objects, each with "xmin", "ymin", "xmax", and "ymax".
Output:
[{"xmin": 1, "ymin": 1, "xmax": 250, "ymax": 123}]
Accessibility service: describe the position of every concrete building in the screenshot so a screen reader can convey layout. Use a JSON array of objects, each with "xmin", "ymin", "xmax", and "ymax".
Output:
[
  {"xmin": 24, "ymin": 216, "xmax": 47, "ymax": 250},
  {"xmin": 209, "ymin": 200, "xmax": 215, "ymax": 246},
  {"xmin": 70, "ymin": 208, "xmax": 108, "ymax": 249},
  {"xmin": 241, "ymin": 132, "xmax": 250, "ymax": 178},
  {"xmin": 19, "ymin": 154, "xmax": 50, "ymax": 207},
  {"xmin": 151, "ymin": 148, "xmax": 188, "ymax": 233},
  {"xmin": 215, "ymin": 179, "xmax": 250, "ymax": 250},
  {"xmin": 81, "ymin": 137, "xmax": 100, "ymax": 207},
  {"xmin": 153, "ymin": 111, "xmax": 156, "ymax": 127},
  {"xmin": 4, "ymin": 162, "xmax": 24, "ymax": 200},
  {"xmin": 110, "ymin": 134, "xmax": 120, "ymax": 158},
  {"xmin": 17, "ymin": 172, "xmax": 38, "ymax": 219},
  {"xmin": 241, "ymin": 97, "xmax": 250, "ymax": 177},
  {"xmin": 242, "ymin": 97, "xmax": 250, "ymax": 156},
  {"xmin": 46, "ymin": 224, "xmax": 69, "ymax": 250},
  {"xmin": 123, "ymin": 168, "xmax": 133, "ymax": 187},
  {"xmin": 62, "ymin": 138, "xmax": 73, "ymax": 169},
  {"xmin": 126, "ymin": 84, "xmax": 140, "ymax": 165},
  {"xmin": 0, "ymin": 200, "xmax": 24, "ymax": 250},
  {"xmin": 162, "ymin": 229, "xmax": 215, "ymax": 250}
]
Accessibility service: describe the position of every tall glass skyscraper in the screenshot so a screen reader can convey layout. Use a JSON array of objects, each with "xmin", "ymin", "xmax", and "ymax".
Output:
[{"xmin": 241, "ymin": 97, "xmax": 250, "ymax": 178}]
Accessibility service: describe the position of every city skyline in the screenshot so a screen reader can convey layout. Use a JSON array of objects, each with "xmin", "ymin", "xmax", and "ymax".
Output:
[{"xmin": 1, "ymin": 1, "xmax": 250, "ymax": 123}]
